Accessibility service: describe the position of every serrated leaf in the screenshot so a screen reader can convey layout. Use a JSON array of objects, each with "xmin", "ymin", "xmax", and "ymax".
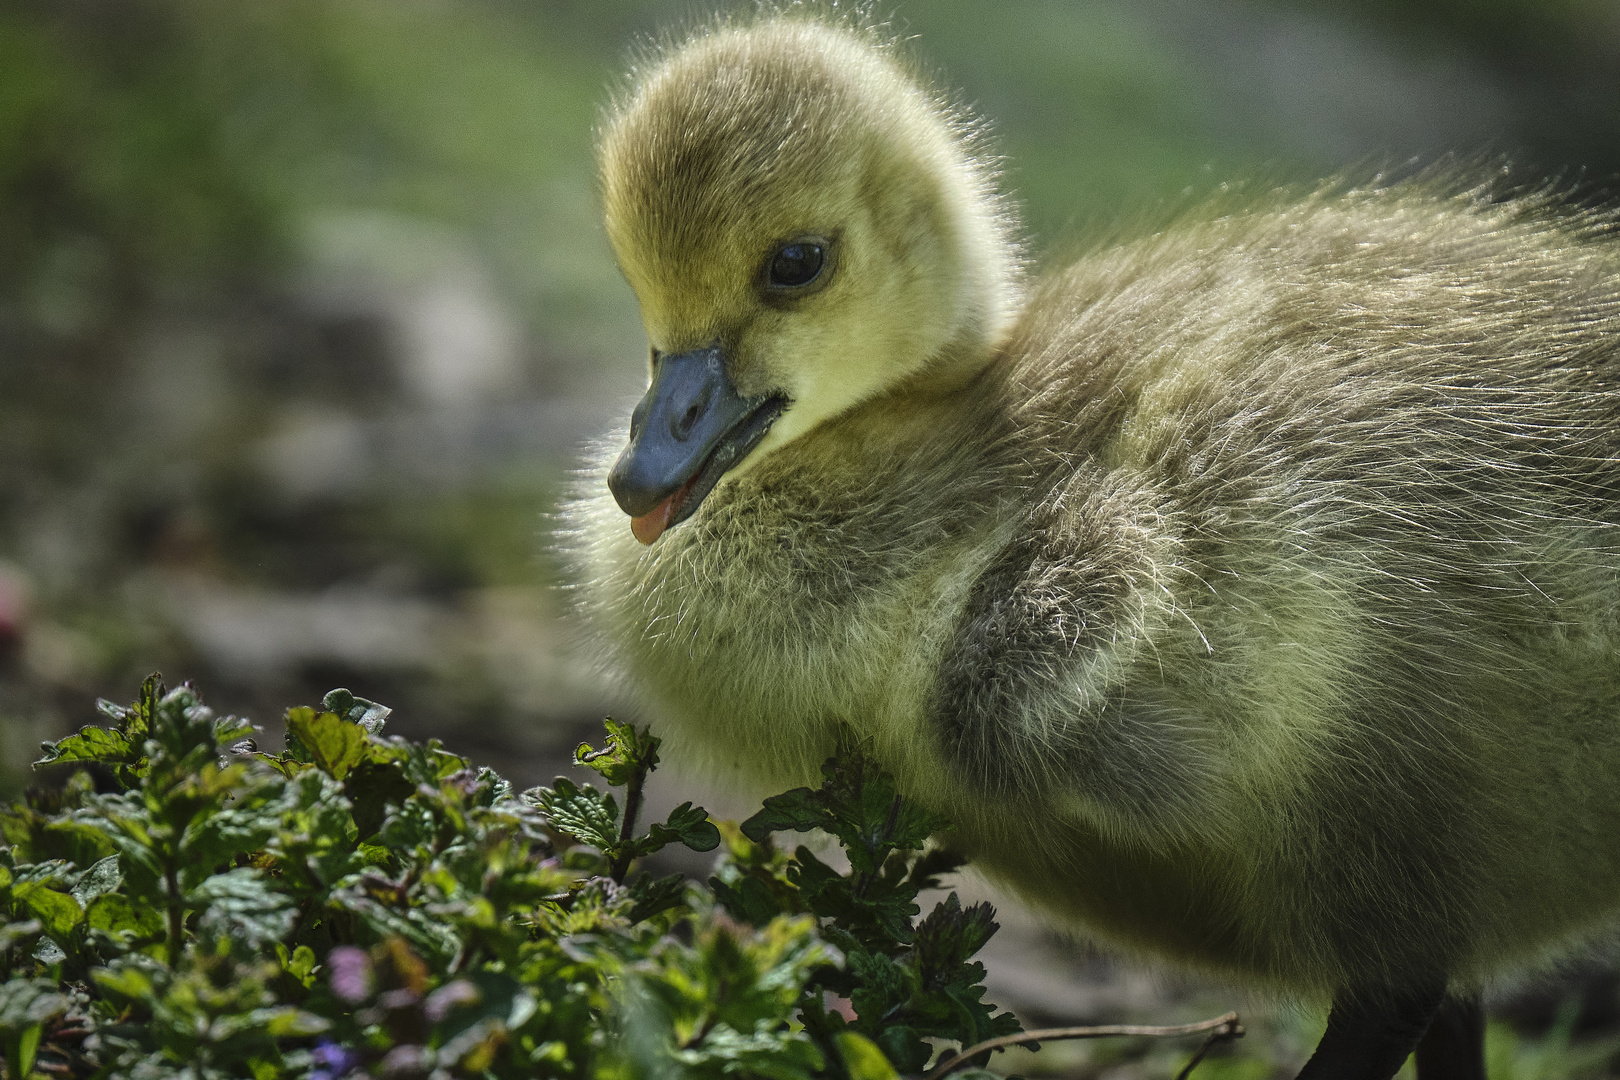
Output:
[
  {"xmin": 70, "ymin": 855, "xmax": 121, "ymax": 908},
  {"xmin": 848, "ymin": 950, "xmax": 912, "ymax": 1032},
  {"xmin": 285, "ymin": 707, "xmax": 368, "ymax": 781},
  {"xmin": 915, "ymin": 894, "xmax": 1001, "ymax": 989},
  {"xmin": 875, "ymin": 1023, "xmax": 932, "ymax": 1074},
  {"xmin": 907, "ymin": 847, "xmax": 970, "ymax": 892},
  {"xmin": 188, "ymin": 867, "xmax": 295, "ymax": 947},
  {"xmin": 573, "ymin": 718, "xmax": 656, "ymax": 787},
  {"xmin": 645, "ymin": 802, "xmax": 721, "ymax": 854},
  {"xmin": 331, "ymin": 890, "xmax": 459, "ymax": 961},
  {"xmin": 710, "ymin": 874, "xmax": 782, "ymax": 926},
  {"xmin": 322, "ymin": 688, "xmax": 392, "ymax": 734},
  {"xmin": 533, "ymin": 777, "xmax": 620, "ymax": 850},
  {"xmin": 811, "ymin": 752, "xmax": 945, "ymax": 873},
  {"xmin": 740, "ymin": 788, "xmax": 829, "ymax": 844},
  {"xmin": 786, "ymin": 847, "xmax": 847, "ymax": 916},
  {"xmin": 35, "ymin": 726, "xmax": 134, "ymax": 769},
  {"xmin": 627, "ymin": 873, "xmax": 688, "ymax": 924}
]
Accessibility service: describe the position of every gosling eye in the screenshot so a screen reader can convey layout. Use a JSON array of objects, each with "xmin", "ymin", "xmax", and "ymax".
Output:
[{"xmin": 761, "ymin": 236, "xmax": 834, "ymax": 297}]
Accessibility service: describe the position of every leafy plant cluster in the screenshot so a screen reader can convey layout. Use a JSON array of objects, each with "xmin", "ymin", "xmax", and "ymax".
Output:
[{"xmin": 0, "ymin": 677, "xmax": 1020, "ymax": 1079}]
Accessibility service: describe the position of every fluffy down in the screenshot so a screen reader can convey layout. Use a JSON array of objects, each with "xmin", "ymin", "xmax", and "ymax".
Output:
[{"xmin": 564, "ymin": 11, "xmax": 1620, "ymax": 1005}]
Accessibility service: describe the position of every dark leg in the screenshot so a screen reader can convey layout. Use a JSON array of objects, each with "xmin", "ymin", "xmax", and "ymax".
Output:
[
  {"xmin": 1296, "ymin": 985, "xmax": 1445, "ymax": 1080},
  {"xmin": 1414, "ymin": 995, "xmax": 1485, "ymax": 1080}
]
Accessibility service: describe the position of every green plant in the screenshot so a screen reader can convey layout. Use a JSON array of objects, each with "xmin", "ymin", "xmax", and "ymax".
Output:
[
  {"xmin": 0, "ymin": 677, "xmax": 1023, "ymax": 1079},
  {"xmin": 713, "ymin": 747, "xmax": 1021, "ymax": 1075}
]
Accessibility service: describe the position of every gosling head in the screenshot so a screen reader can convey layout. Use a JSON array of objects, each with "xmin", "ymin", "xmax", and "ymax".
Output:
[{"xmin": 599, "ymin": 14, "xmax": 1022, "ymax": 543}]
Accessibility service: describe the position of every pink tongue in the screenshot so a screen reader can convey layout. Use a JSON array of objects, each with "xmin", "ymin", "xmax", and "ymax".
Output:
[
  {"xmin": 631, "ymin": 494, "xmax": 676, "ymax": 545},
  {"xmin": 629, "ymin": 473, "xmax": 701, "ymax": 545}
]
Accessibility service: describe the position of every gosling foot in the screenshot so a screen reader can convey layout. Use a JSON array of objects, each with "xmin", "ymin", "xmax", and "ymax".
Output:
[
  {"xmin": 1413, "ymin": 995, "xmax": 1485, "ymax": 1080},
  {"xmin": 1295, "ymin": 985, "xmax": 1445, "ymax": 1080}
]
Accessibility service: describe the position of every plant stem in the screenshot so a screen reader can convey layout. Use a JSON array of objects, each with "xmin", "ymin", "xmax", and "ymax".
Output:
[
  {"xmin": 609, "ymin": 752, "xmax": 650, "ymax": 884},
  {"xmin": 925, "ymin": 1012, "xmax": 1244, "ymax": 1080},
  {"xmin": 164, "ymin": 861, "xmax": 184, "ymax": 966},
  {"xmin": 853, "ymin": 793, "xmax": 903, "ymax": 900}
]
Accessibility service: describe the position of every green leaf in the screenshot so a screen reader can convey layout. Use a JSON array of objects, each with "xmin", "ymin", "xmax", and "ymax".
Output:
[
  {"xmin": 275, "ymin": 942, "xmax": 320, "ymax": 988},
  {"xmin": 322, "ymin": 687, "xmax": 392, "ymax": 734},
  {"xmin": 531, "ymin": 777, "xmax": 620, "ymax": 850},
  {"xmin": 0, "ymin": 978, "xmax": 69, "ymax": 1030},
  {"xmin": 740, "ymin": 788, "xmax": 829, "ymax": 844},
  {"xmin": 915, "ymin": 894, "xmax": 1001, "ymax": 989},
  {"xmin": 0, "ymin": 812, "xmax": 118, "ymax": 870},
  {"xmin": 627, "ymin": 872, "xmax": 688, "ymax": 925},
  {"xmin": 875, "ymin": 1023, "xmax": 932, "ymax": 1074},
  {"xmin": 70, "ymin": 854, "xmax": 121, "ymax": 908},
  {"xmin": 4, "ymin": 1022, "xmax": 41, "ymax": 1080},
  {"xmin": 260, "ymin": 1006, "xmax": 331, "ymax": 1037},
  {"xmin": 188, "ymin": 867, "xmax": 295, "ymax": 947},
  {"xmin": 848, "ymin": 950, "xmax": 913, "ymax": 1032},
  {"xmin": 86, "ymin": 893, "xmax": 164, "ymax": 945},
  {"xmin": 285, "ymin": 707, "xmax": 368, "ymax": 781},
  {"xmin": 573, "ymin": 718, "xmax": 657, "ymax": 788},
  {"xmin": 645, "ymin": 802, "xmax": 721, "ymax": 854},
  {"xmin": 355, "ymin": 841, "xmax": 395, "ymax": 868},
  {"xmin": 710, "ymin": 874, "xmax": 783, "ymax": 926},
  {"xmin": 92, "ymin": 961, "xmax": 156, "ymax": 1004},
  {"xmin": 837, "ymin": 1031, "xmax": 901, "ymax": 1080},
  {"xmin": 907, "ymin": 847, "xmax": 970, "ymax": 892},
  {"xmin": 35, "ymin": 725, "xmax": 135, "ymax": 768},
  {"xmin": 345, "ymin": 759, "xmax": 417, "ymax": 842},
  {"xmin": 813, "ymin": 756, "xmax": 940, "ymax": 875},
  {"xmin": 48, "ymin": 675, "xmax": 161, "ymax": 775},
  {"xmin": 12, "ymin": 882, "xmax": 82, "ymax": 945}
]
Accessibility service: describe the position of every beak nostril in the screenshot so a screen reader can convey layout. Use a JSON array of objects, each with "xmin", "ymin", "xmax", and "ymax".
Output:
[{"xmin": 672, "ymin": 389, "xmax": 712, "ymax": 440}]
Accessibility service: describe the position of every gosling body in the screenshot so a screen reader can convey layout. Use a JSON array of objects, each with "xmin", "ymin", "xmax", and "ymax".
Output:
[{"xmin": 564, "ymin": 13, "xmax": 1620, "ymax": 1066}]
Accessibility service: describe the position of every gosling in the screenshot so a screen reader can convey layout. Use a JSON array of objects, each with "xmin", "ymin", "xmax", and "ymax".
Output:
[{"xmin": 563, "ymin": 13, "xmax": 1620, "ymax": 1079}]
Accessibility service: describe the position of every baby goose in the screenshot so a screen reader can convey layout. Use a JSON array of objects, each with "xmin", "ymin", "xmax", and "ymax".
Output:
[{"xmin": 563, "ymin": 12, "xmax": 1620, "ymax": 1079}]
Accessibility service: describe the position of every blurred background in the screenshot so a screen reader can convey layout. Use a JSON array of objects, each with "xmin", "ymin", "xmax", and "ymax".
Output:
[{"xmin": 2, "ymin": 0, "xmax": 1618, "ymax": 1073}]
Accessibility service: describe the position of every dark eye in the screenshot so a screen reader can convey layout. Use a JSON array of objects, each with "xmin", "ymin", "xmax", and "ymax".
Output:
[{"xmin": 767, "ymin": 241, "xmax": 825, "ymax": 288}]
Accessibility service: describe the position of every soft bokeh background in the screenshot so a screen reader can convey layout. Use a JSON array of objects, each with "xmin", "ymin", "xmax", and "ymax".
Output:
[{"xmin": 3, "ymin": 0, "xmax": 1619, "ymax": 1074}]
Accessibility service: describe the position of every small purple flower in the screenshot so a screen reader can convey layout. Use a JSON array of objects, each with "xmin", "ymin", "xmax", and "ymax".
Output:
[
  {"xmin": 378, "ymin": 1043, "xmax": 431, "ymax": 1078},
  {"xmin": 377, "ymin": 987, "xmax": 421, "ymax": 1011},
  {"xmin": 310, "ymin": 1039, "xmax": 361, "ymax": 1080},
  {"xmin": 423, "ymin": 979, "xmax": 480, "ymax": 1023},
  {"xmin": 327, "ymin": 946, "xmax": 374, "ymax": 1004}
]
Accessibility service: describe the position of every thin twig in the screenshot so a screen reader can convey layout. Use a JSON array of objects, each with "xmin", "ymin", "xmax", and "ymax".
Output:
[
  {"xmin": 924, "ymin": 1012, "xmax": 1243, "ymax": 1080},
  {"xmin": 1173, "ymin": 1020, "xmax": 1244, "ymax": 1080}
]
